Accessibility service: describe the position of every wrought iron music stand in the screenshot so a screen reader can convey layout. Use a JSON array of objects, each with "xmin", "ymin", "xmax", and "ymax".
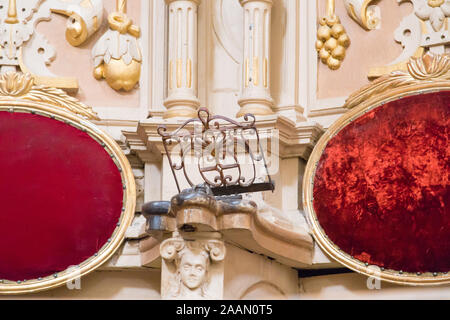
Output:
[{"xmin": 157, "ymin": 108, "xmax": 275, "ymax": 196}]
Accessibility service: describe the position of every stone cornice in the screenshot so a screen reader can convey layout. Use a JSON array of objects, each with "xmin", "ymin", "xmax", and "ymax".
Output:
[{"xmin": 126, "ymin": 114, "xmax": 324, "ymax": 163}]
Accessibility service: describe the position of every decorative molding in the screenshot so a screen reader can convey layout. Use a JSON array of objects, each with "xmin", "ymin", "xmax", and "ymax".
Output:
[
  {"xmin": 368, "ymin": 0, "xmax": 449, "ymax": 78},
  {"xmin": 130, "ymin": 114, "xmax": 324, "ymax": 165},
  {"xmin": 345, "ymin": 52, "xmax": 450, "ymax": 109},
  {"xmin": 0, "ymin": 72, "xmax": 99, "ymax": 119},
  {"xmin": 344, "ymin": 0, "xmax": 381, "ymax": 30},
  {"xmin": 92, "ymin": 0, "xmax": 142, "ymax": 91},
  {"xmin": 0, "ymin": 0, "xmax": 103, "ymax": 92}
]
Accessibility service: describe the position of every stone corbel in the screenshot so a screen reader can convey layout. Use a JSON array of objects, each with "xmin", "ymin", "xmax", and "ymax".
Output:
[
  {"xmin": 160, "ymin": 234, "xmax": 226, "ymax": 299},
  {"xmin": 142, "ymin": 185, "xmax": 314, "ymax": 269}
]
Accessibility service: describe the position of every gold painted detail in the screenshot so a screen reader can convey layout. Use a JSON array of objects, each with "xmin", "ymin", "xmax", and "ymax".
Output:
[
  {"xmin": 0, "ymin": 72, "xmax": 99, "ymax": 120},
  {"xmin": 316, "ymin": 0, "xmax": 350, "ymax": 70},
  {"xmin": 5, "ymin": 0, "xmax": 18, "ymax": 24},
  {"xmin": 245, "ymin": 58, "xmax": 249, "ymax": 87},
  {"xmin": 345, "ymin": 53, "xmax": 450, "ymax": 109},
  {"xmin": 52, "ymin": 10, "xmax": 89, "ymax": 47},
  {"xmin": 169, "ymin": 60, "xmax": 173, "ymax": 90},
  {"xmin": 187, "ymin": 58, "xmax": 192, "ymax": 88},
  {"xmin": 263, "ymin": 57, "xmax": 268, "ymax": 88},
  {"xmin": 92, "ymin": 0, "xmax": 142, "ymax": 92},
  {"xmin": 176, "ymin": 59, "xmax": 182, "ymax": 88},
  {"xmin": 428, "ymin": 0, "xmax": 445, "ymax": 8},
  {"xmin": 253, "ymin": 56, "xmax": 259, "ymax": 86}
]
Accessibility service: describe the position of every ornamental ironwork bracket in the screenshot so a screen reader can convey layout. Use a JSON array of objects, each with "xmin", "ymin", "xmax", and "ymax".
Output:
[{"xmin": 157, "ymin": 108, "xmax": 275, "ymax": 196}]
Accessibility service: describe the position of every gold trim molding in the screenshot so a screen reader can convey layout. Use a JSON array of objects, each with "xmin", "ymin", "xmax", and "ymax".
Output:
[
  {"xmin": 304, "ymin": 53, "xmax": 450, "ymax": 286},
  {"xmin": 345, "ymin": 52, "xmax": 450, "ymax": 109},
  {"xmin": 0, "ymin": 72, "xmax": 136, "ymax": 294},
  {"xmin": 0, "ymin": 72, "xmax": 99, "ymax": 120}
]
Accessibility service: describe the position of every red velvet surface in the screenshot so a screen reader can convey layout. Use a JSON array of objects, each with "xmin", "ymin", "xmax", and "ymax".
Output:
[
  {"xmin": 0, "ymin": 112, "xmax": 123, "ymax": 281},
  {"xmin": 313, "ymin": 91, "xmax": 449, "ymax": 273}
]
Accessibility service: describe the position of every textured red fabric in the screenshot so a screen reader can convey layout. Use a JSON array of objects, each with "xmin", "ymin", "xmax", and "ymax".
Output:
[
  {"xmin": 0, "ymin": 112, "xmax": 123, "ymax": 281},
  {"xmin": 313, "ymin": 91, "xmax": 449, "ymax": 273}
]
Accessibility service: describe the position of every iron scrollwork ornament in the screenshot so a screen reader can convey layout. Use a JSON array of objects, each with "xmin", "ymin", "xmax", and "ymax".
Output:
[{"xmin": 157, "ymin": 108, "xmax": 274, "ymax": 196}]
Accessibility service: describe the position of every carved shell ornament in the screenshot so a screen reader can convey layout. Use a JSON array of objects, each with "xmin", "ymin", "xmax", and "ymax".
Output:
[{"xmin": 92, "ymin": 0, "xmax": 142, "ymax": 91}]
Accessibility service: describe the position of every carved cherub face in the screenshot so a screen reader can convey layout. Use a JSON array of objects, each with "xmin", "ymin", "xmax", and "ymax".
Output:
[{"xmin": 179, "ymin": 250, "xmax": 208, "ymax": 290}]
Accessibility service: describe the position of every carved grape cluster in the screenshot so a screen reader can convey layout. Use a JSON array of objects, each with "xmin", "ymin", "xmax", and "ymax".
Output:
[{"xmin": 316, "ymin": 16, "xmax": 350, "ymax": 70}]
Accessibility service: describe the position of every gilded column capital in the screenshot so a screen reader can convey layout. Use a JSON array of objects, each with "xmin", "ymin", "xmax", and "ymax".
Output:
[
  {"xmin": 165, "ymin": 0, "xmax": 201, "ymax": 5},
  {"xmin": 239, "ymin": 0, "xmax": 273, "ymax": 6}
]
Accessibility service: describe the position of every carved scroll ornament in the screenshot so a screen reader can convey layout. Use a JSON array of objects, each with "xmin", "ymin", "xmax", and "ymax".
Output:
[
  {"xmin": 0, "ymin": 0, "xmax": 103, "ymax": 92},
  {"xmin": 344, "ymin": 0, "xmax": 381, "ymax": 30},
  {"xmin": 343, "ymin": 0, "xmax": 450, "ymax": 78}
]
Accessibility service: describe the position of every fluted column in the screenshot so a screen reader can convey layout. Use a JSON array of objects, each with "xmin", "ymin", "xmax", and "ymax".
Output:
[
  {"xmin": 237, "ymin": 0, "xmax": 274, "ymax": 118},
  {"xmin": 164, "ymin": 0, "xmax": 201, "ymax": 119}
]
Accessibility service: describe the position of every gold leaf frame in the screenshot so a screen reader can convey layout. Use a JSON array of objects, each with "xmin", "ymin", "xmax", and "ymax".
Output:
[
  {"xmin": 0, "ymin": 73, "xmax": 136, "ymax": 294},
  {"xmin": 303, "ymin": 53, "xmax": 450, "ymax": 286}
]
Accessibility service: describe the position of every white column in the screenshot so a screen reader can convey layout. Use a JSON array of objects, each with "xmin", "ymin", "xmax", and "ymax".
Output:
[
  {"xmin": 164, "ymin": 0, "xmax": 201, "ymax": 119},
  {"xmin": 237, "ymin": 0, "xmax": 274, "ymax": 118}
]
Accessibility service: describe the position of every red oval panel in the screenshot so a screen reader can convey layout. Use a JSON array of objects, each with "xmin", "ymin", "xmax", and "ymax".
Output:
[
  {"xmin": 313, "ymin": 91, "xmax": 449, "ymax": 273},
  {"xmin": 0, "ymin": 112, "xmax": 123, "ymax": 281}
]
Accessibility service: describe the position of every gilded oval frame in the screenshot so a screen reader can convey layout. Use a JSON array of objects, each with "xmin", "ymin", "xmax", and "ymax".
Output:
[
  {"xmin": 0, "ymin": 99, "xmax": 136, "ymax": 294},
  {"xmin": 303, "ymin": 83, "xmax": 450, "ymax": 286}
]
